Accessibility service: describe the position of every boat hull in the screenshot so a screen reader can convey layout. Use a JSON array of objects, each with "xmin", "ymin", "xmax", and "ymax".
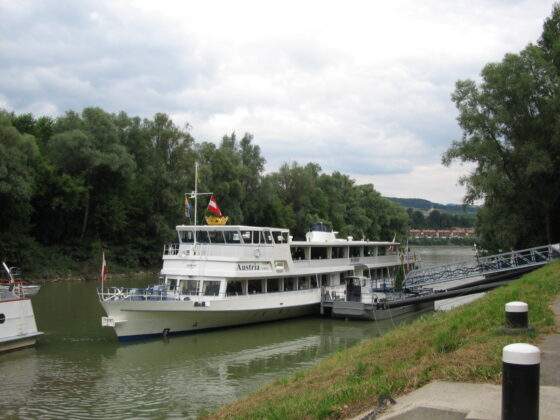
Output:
[
  {"xmin": 0, "ymin": 335, "xmax": 41, "ymax": 353},
  {"xmin": 101, "ymin": 289, "xmax": 322, "ymax": 340},
  {"xmin": 0, "ymin": 298, "xmax": 42, "ymax": 353}
]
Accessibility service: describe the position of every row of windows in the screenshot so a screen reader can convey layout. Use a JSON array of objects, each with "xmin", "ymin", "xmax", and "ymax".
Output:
[
  {"xmin": 168, "ymin": 269, "xmax": 394, "ymax": 297},
  {"xmin": 180, "ymin": 230, "xmax": 289, "ymax": 245},
  {"xmin": 226, "ymin": 276, "xmax": 326, "ymax": 296},
  {"xmin": 291, "ymin": 246, "xmax": 386, "ymax": 260},
  {"xmin": 167, "ymin": 278, "xmax": 221, "ymax": 296},
  {"xmin": 167, "ymin": 276, "xmax": 329, "ymax": 297}
]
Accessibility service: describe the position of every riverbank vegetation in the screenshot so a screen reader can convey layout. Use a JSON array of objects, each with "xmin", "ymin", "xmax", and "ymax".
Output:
[
  {"xmin": 444, "ymin": 5, "xmax": 560, "ymax": 251},
  {"xmin": 0, "ymin": 109, "xmax": 408, "ymax": 277},
  {"xmin": 209, "ymin": 262, "xmax": 560, "ymax": 419},
  {"xmin": 406, "ymin": 208, "xmax": 475, "ymax": 230}
]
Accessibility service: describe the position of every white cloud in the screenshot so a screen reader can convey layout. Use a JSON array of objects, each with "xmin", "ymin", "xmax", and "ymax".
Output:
[
  {"xmin": 0, "ymin": 0, "xmax": 554, "ymax": 202},
  {"xmin": 354, "ymin": 162, "xmax": 476, "ymax": 204}
]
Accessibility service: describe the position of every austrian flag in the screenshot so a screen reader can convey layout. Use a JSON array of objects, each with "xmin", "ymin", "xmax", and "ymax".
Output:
[{"xmin": 207, "ymin": 195, "xmax": 222, "ymax": 216}]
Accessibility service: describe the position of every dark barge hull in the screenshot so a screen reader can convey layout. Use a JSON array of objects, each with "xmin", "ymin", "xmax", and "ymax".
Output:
[{"xmin": 324, "ymin": 301, "xmax": 434, "ymax": 320}]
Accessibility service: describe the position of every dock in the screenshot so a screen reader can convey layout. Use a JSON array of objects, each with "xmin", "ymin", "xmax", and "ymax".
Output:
[{"xmin": 321, "ymin": 243, "xmax": 560, "ymax": 320}]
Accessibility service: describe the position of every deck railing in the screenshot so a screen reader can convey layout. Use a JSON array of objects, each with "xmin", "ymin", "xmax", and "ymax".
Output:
[
  {"xmin": 404, "ymin": 243, "xmax": 560, "ymax": 289},
  {"xmin": 97, "ymin": 286, "xmax": 179, "ymax": 302}
]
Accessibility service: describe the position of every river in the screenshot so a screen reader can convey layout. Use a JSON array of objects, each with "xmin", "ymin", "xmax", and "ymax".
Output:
[{"xmin": 0, "ymin": 246, "xmax": 474, "ymax": 419}]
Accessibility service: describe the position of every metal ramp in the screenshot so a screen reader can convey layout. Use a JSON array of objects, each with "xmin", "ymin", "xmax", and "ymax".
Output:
[{"xmin": 404, "ymin": 244, "xmax": 560, "ymax": 290}]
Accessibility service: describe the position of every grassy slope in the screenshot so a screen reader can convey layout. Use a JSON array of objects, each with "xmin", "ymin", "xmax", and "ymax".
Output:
[{"xmin": 209, "ymin": 261, "xmax": 560, "ymax": 419}]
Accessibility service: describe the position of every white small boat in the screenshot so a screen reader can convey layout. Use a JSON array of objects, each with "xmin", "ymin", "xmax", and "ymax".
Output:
[
  {"xmin": 0, "ymin": 283, "xmax": 41, "ymax": 298},
  {"xmin": 0, "ymin": 288, "xmax": 43, "ymax": 353},
  {"xmin": 0, "ymin": 263, "xmax": 41, "ymax": 298}
]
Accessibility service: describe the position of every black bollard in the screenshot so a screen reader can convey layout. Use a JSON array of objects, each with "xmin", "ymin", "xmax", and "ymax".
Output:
[
  {"xmin": 505, "ymin": 301, "xmax": 528, "ymax": 329},
  {"xmin": 502, "ymin": 343, "xmax": 540, "ymax": 420}
]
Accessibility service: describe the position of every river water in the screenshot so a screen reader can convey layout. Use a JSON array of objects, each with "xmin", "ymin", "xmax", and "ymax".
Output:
[{"xmin": 0, "ymin": 246, "xmax": 474, "ymax": 419}]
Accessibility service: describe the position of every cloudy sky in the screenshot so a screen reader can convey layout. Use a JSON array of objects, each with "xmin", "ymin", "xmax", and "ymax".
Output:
[{"xmin": 0, "ymin": 0, "xmax": 554, "ymax": 203}]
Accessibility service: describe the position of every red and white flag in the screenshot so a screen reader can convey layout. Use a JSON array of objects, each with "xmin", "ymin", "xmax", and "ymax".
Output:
[
  {"xmin": 207, "ymin": 195, "xmax": 222, "ymax": 216},
  {"xmin": 100, "ymin": 252, "xmax": 108, "ymax": 285}
]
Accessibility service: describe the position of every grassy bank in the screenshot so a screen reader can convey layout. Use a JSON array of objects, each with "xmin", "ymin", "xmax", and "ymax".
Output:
[{"xmin": 209, "ymin": 261, "xmax": 560, "ymax": 419}]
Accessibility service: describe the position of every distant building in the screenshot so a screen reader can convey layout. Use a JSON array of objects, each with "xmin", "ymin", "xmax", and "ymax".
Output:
[{"xmin": 409, "ymin": 227, "xmax": 475, "ymax": 239}]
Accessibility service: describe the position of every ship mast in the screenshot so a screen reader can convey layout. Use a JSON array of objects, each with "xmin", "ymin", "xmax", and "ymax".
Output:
[{"xmin": 189, "ymin": 161, "xmax": 212, "ymax": 245}]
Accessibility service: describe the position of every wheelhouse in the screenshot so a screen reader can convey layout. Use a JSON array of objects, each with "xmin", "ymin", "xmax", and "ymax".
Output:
[{"xmin": 176, "ymin": 225, "xmax": 290, "ymax": 245}]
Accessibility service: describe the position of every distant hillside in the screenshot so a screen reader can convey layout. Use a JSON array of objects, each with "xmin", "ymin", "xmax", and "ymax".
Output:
[{"xmin": 386, "ymin": 197, "xmax": 479, "ymax": 215}]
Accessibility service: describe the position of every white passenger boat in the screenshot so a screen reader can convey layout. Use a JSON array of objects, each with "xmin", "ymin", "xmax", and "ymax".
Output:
[
  {"xmin": 99, "ymin": 163, "xmax": 405, "ymax": 340},
  {"xmin": 0, "ymin": 288, "xmax": 43, "ymax": 353},
  {"xmin": 99, "ymin": 222, "xmax": 404, "ymax": 340}
]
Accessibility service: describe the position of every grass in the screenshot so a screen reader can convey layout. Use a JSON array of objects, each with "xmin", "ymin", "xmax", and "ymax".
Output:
[{"xmin": 207, "ymin": 261, "xmax": 560, "ymax": 419}]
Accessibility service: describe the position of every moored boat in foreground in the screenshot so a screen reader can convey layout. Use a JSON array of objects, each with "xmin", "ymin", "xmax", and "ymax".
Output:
[
  {"xmin": 98, "ymin": 164, "xmax": 407, "ymax": 341},
  {"xmin": 0, "ymin": 288, "xmax": 43, "ymax": 353},
  {"xmin": 99, "ymin": 222, "xmax": 404, "ymax": 340}
]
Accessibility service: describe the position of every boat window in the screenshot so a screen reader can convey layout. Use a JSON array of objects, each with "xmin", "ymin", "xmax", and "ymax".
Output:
[
  {"xmin": 167, "ymin": 278, "xmax": 177, "ymax": 291},
  {"xmin": 272, "ymin": 231, "xmax": 283, "ymax": 243},
  {"xmin": 290, "ymin": 246, "xmax": 306, "ymax": 260},
  {"xmin": 267, "ymin": 278, "xmax": 280, "ymax": 292},
  {"xmin": 332, "ymin": 247, "xmax": 345, "ymax": 258},
  {"xmin": 181, "ymin": 279, "xmax": 199, "ymax": 295},
  {"xmin": 311, "ymin": 247, "xmax": 327, "ymax": 259},
  {"xmin": 208, "ymin": 230, "xmax": 225, "ymax": 244},
  {"xmin": 240, "ymin": 230, "xmax": 252, "ymax": 244},
  {"xmin": 252, "ymin": 230, "xmax": 261, "ymax": 244},
  {"xmin": 263, "ymin": 230, "xmax": 273, "ymax": 244},
  {"xmin": 350, "ymin": 246, "xmax": 361, "ymax": 257},
  {"xmin": 321, "ymin": 274, "xmax": 329, "ymax": 286},
  {"xmin": 284, "ymin": 277, "xmax": 295, "ymax": 291},
  {"xmin": 311, "ymin": 276, "xmax": 318, "ymax": 288},
  {"xmin": 226, "ymin": 280, "xmax": 243, "ymax": 296},
  {"xmin": 180, "ymin": 230, "xmax": 194, "ymax": 243},
  {"xmin": 378, "ymin": 246, "xmax": 387, "ymax": 256},
  {"xmin": 364, "ymin": 246, "xmax": 376, "ymax": 256},
  {"xmin": 298, "ymin": 276, "xmax": 309, "ymax": 289},
  {"xmin": 196, "ymin": 230, "xmax": 210, "ymax": 243},
  {"xmin": 224, "ymin": 231, "xmax": 241, "ymax": 244},
  {"xmin": 203, "ymin": 280, "xmax": 221, "ymax": 296},
  {"xmin": 248, "ymin": 279, "xmax": 262, "ymax": 294}
]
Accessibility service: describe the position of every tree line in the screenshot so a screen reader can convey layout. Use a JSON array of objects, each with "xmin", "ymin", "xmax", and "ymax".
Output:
[
  {"xmin": 0, "ymin": 108, "xmax": 408, "ymax": 275},
  {"xmin": 407, "ymin": 208, "xmax": 475, "ymax": 229}
]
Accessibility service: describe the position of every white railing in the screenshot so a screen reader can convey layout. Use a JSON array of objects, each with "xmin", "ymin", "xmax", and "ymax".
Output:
[
  {"xmin": 98, "ymin": 286, "xmax": 171, "ymax": 302},
  {"xmin": 293, "ymin": 255, "xmax": 400, "ymax": 268}
]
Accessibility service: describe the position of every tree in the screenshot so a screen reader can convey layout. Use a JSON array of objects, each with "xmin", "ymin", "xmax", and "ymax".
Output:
[
  {"xmin": 443, "ymin": 5, "xmax": 560, "ymax": 250},
  {"xmin": 0, "ymin": 111, "xmax": 40, "ymax": 262}
]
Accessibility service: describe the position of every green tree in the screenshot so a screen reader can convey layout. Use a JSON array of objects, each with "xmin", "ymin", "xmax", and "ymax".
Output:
[
  {"xmin": 443, "ymin": 5, "xmax": 560, "ymax": 250},
  {"xmin": 0, "ymin": 112, "xmax": 40, "ymax": 261}
]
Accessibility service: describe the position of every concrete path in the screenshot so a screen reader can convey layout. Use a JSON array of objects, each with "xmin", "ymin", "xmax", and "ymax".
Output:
[
  {"xmin": 371, "ymin": 381, "xmax": 560, "ymax": 420},
  {"xmin": 354, "ymin": 298, "xmax": 560, "ymax": 420},
  {"xmin": 539, "ymin": 298, "xmax": 560, "ymax": 386}
]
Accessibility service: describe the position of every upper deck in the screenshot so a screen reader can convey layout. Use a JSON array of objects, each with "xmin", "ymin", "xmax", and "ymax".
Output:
[{"xmin": 161, "ymin": 224, "xmax": 402, "ymax": 278}]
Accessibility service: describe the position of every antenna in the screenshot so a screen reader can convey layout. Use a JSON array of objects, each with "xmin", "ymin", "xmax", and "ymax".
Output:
[
  {"xmin": 189, "ymin": 162, "xmax": 212, "ymax": 245},
  {"xmin": 2, "ymin": 262, "xmax": 14, "ymax": 283}
]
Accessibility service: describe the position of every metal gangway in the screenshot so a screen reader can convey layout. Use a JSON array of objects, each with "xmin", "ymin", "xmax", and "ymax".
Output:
[{"xmin": 404, "ymin": 243, "xmax": 560, "ymax": 290}]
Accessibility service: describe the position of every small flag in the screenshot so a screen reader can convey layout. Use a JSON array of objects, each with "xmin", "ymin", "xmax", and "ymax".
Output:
[
  {"xmin": 100, "ymin": 252, "xmax": 108, "ymax": 285},
  {"xmin": 184, "ymin": 195, "xmax": 192, "ymax": 219},
  {"xmin": 207, "ymin": 195, "xmax": 222, "ymax": 216}
]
